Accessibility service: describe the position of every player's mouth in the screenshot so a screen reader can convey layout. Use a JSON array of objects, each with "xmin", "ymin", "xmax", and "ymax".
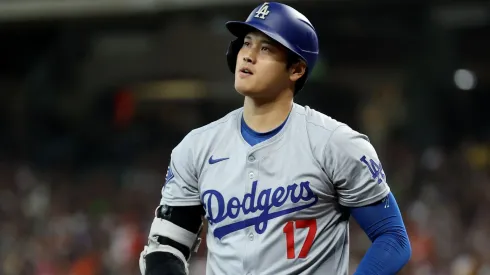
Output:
[{"xmin": 238, "ymin": 66, "xmax": 254, "ymax": 78}]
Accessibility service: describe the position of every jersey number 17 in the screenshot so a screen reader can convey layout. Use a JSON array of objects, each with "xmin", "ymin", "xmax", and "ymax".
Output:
[{"xmin": 283, "ymin": 219, "xmax": 317, "ymax": 259}]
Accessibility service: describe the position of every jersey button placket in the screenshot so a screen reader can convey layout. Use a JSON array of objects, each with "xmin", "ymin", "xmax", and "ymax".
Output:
[
  {"xmin": 248, "ymin": 171, "xmax": 254, "ymax": 179},
  {"xmin": 248, "ymin": 232, "xmax": 254, "ymax": 241},
  {"xmin": 248, "ymin": 154, "xmax": 255, "ymax": 179},
  {"xmin": 244, "ymin": 152, "xmax": 258, "ymax": 274}
]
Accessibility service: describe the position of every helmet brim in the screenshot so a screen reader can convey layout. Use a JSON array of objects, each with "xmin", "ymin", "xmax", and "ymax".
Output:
[{"xmin": 225, "ymin": 20, "xmax": 305, "ymax": 65}]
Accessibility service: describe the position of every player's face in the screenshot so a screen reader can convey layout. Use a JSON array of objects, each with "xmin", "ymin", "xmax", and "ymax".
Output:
[{"xmin": 234, "ymin": 31, "xmax": 304, "ymax": 98}]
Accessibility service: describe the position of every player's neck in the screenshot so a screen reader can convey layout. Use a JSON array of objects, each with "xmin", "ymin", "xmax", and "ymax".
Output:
[{"xmin": 242, "ymin": 92, "xmax": 293, "ymax": 133}]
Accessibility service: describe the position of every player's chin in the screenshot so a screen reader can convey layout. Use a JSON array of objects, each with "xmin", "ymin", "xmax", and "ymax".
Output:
[{"xmin": 234, "ymin": 79, "xmax": 259, "ymax": 96}]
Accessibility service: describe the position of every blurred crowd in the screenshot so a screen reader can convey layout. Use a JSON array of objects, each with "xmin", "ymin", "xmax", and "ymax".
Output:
[
  {"xmin": 0, "ymin": 119, "xmax": 489, "ymax": 275},
  {"xmin": 0, "ymin": 0, "xmax": 489, "ymax": 274}
]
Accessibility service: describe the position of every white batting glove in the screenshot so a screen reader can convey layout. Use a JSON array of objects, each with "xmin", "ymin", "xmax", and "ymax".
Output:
[{"xmin": 139, "ymin": 245, "xmax": 148, "ymax": 275}]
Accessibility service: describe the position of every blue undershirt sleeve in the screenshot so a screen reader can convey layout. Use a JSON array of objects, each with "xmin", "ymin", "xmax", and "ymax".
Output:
[{"xmin": 350, "ymin": 192, "xmax": 412, "ymax": 275}]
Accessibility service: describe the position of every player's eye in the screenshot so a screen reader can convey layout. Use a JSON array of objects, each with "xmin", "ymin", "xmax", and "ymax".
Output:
[
  {"xmin": 243, "ymin": 41, "xmax": 251, "ymax": 47},
  {"xmin": 261, "ymin": 46, "xmax": 270, "ymax": 52}
]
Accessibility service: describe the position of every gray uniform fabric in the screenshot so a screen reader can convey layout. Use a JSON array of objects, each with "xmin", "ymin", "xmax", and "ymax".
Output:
[{"xmin": 161, "ymin": 103, "xmax": 390, "ymax": 275}]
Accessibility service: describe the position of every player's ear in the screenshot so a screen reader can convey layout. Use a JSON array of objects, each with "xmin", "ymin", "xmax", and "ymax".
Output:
[{"xmin": 289, "ymin": 60, "xmax": 306, "ymax": 82}]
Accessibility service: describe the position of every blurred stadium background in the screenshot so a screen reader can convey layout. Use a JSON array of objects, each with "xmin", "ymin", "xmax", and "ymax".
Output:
[{"xmin": 0, "ymin": 0, "xmax": 489, "ymax": 274}]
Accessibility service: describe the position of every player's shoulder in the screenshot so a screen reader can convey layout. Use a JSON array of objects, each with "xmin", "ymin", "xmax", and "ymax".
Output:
[
  {"xmin": 190, "ymin": 107, "xmax": 241, "ymax": 137},
  {"xmin": 177, "ymin": 107, "xmax": 242, "ymax": 148},
  {"xmin": 293, "ymin": 103, "xmax": 346, "ymax": 135},
  {"xmin": 292, "ymin": 103, "xmax": 366, "ymax": 146}
]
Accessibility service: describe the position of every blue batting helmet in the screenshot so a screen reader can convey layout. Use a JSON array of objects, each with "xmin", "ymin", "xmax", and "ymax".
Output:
[{"xmin": 225, "ymin": 2, "xmax": 319, "ymax": 93}]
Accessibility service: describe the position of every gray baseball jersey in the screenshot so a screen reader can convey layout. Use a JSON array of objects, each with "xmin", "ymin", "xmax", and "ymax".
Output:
[{"xmin": 161, "ymin": 103, "xmax": 390, "ymax": 275}]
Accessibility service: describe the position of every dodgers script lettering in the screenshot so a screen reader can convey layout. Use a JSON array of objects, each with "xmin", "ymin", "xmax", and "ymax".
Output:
[{"xmin": 202, "ymin": 181, "xmax": 319, "ymax": 239}]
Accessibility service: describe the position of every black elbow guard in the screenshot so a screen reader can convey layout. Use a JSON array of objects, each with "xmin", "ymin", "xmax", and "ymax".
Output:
[
  {"xmin": 152, "ymin": 204, "xmax": 204, "ymax": 259},
  {"xmin": 156, "ymin": 204, "xmax": 204, "ymax": 233}
]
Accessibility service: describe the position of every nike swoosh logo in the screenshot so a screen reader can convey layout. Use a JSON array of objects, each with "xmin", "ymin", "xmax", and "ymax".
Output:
[{"xmin": 209, "ymin": 156, "xmax": 229, "ymax": 164}]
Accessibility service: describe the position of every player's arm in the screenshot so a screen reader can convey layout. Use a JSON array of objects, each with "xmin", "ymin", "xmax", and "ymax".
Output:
[
  {"xmin": 142, "ymin": 205, "xmax": 204, "ymax": 275},
  {"xmin": 140, "ymin": 135, "xmax": 204, "ymax": 275},
  {"xmin": 324, "ymin": 125, "xmax": 411, "ymax": 274},
  {"xmin": 349, "ymin": 193, "xmax": 411, "ymax": 275}
]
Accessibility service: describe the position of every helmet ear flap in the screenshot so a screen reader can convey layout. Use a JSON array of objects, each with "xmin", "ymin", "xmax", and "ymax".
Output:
[{"xmin": 226, "ymin": 38, "xmax": 244, "ymax": 74}]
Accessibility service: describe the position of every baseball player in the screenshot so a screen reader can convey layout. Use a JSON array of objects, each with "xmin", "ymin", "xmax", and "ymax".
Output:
[{"xmin": 139, "ymin": 2, "xmax": 412, "ymax": 275}]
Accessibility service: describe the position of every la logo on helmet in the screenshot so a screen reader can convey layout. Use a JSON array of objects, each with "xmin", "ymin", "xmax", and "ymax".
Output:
[{"xmin": 254, "ymin": 2, "xmax": 270, "ymax": 20}]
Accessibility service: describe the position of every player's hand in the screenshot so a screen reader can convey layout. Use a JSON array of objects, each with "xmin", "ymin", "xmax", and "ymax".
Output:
[{"xmin": 139, "ymin": 245, "xmax": 149, "ymax": 275}]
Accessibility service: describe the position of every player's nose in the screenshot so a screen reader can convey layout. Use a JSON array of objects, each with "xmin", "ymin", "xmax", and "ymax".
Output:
[{"xmin": 242, "ymin": 50, "xmax": 257, "ymax": 64}]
